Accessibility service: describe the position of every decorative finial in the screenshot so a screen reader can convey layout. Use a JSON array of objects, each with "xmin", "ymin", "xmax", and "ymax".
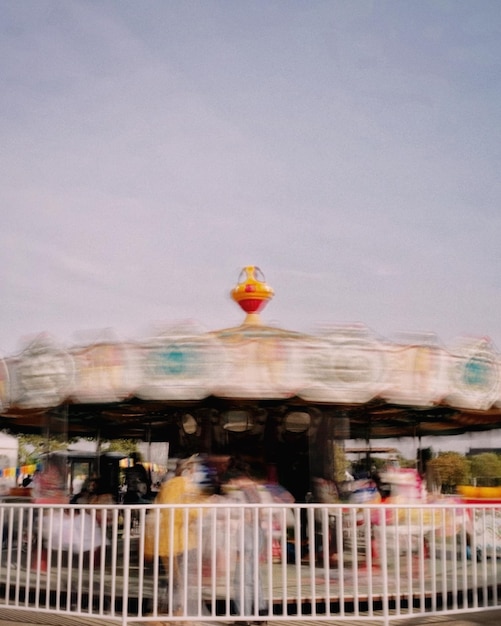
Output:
[{"xmin": 231, "ymin": 266, "xmax": 274, "ymax": 325}]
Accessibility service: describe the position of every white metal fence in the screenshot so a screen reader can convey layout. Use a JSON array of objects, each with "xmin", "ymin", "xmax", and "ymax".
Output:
[{"xmin": 0, "ymin": 500, "xmax": 501, "ymax": 625}]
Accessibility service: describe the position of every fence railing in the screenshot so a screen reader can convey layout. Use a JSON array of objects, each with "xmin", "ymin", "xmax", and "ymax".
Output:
[{"xmin": 0, "ymin": 500, "xmax": 501, "ymax": 625}]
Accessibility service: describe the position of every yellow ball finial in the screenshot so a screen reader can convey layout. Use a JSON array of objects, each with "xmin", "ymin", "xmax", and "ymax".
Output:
[{"xmin": 231, "ymin": 266, "xmax": 274, "ymax": 325}]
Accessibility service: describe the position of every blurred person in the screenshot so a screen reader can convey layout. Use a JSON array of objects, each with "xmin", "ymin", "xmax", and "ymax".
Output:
[
  {"xmin": 221, "ymin": 456, "xmax": 267, "ymax": 624},
  {"xmin": 72, "ymin": 474, "xmax": 85, "ymax": 496},
  {"xmin": 144, "ymin": 454, "xmax": 207, "ymax": 617},
  {"xmin": 311, "ymin": 477, "xmax": 339, "ymax": 566},
  {"xmin": 31, "ymin": 459, "xmax": 68, "ymax": 571},
  {"xmin": 70, "ymin": 476, "xmax": 93, "ymax": 504},
  {"xmin": 124, "ymin": 452, "xmax": 153, "ymax": 503},
  {"xmin": 32, "ymin": 460, "xmax": 67, "ymax": 504},
  {"xmin": 71, "ymin": 475, "xmax": 115, "ymax": 525},
  {"xmin": 22, "ymin": 474, "xmax": 33, "ymax": 488},
  {"xmin": 37, "ymin": 474, "xmax": 114, "ymax": 568}
]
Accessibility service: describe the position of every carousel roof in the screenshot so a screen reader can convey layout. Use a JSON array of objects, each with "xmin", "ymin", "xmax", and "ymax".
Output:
[{"xmin": 1, "ymin": 266, "xmax": 501, "ymax": 440}]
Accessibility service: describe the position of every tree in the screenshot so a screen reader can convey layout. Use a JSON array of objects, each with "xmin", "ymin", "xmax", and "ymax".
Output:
[
  {"xmin": 469, "ymin": 452, "xmax": 501, "ymax": 486},
  {"xmin": 399, "ymin": 455, "xmax": 417, "ymax": 469},
  {"xmin": 78, "ymin": 437, "xmax": 138, "ymax": 456},
  {"xmin": 17, "ymin": 434, "xmax": 69, "ymax": 466},
  {"xmin": 427, "ymin": 451, "xmax": 470, "ymax": 494},
  {"xmin": 105, "ymin": 438, "xmax": 138, "ymax": 456}
]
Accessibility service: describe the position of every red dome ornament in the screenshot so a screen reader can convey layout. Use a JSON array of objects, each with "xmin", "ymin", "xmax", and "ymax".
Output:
[{"xmin": 231, "ymin": 266, "xmax": 274, "ymax": 325}]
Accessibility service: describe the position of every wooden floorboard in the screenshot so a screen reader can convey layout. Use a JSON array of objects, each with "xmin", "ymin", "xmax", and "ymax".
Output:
[{"xmin": 0, "ymin": 607, "xmax": 122, "ymax": 626}]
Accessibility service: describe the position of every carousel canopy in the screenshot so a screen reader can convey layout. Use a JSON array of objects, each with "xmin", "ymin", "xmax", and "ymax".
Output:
[{"xmin": 0, "ymin": 266, "xmax": 500, "ymax": 441}]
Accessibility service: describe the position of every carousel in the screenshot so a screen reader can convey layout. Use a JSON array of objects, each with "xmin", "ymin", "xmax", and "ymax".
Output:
[
  {"xmin": 0, "ymin": 265, "xmax": 501, "ymax": 499},
  {"xmin": 1, "ymin": 267, "xmax": 501, "ymax": 626}
]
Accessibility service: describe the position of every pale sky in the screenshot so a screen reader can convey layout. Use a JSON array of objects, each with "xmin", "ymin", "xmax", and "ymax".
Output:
[
  {"xmin": 1, "ymin": 2, "xmax": 501, "ymax": 457},
  {"xmin": 2, "ymin": 1, "xmax": 501, "ymax": 355}
]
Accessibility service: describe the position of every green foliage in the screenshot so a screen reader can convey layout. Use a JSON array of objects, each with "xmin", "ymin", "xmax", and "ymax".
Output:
[
  {"xmin": 469, "ymin": 452, "xmax": 501, "ymax": 486},
  {"xmin": 371, "ymin": 457, "xmax": 387, "ymax": 470},
  {"xmin": 398, "ymin": 455, "xmax": 416, "ymax": 469},
  {"xmin": 333, "ymin": 443, "xmax": 350, "ymax": 483},
  {"xmin": 427, "ymin": 451, "xmax": 470, "ymax": 493},
  {"xmin": 17, "ymin": 434, "xmax": 68, "ymax": 466},
  {"xmin": 17, "ymin": 435, "xmax": 137, "ymax": 467},
  {"xmin": 105, "ymin": 439, "xmax": 138, "ymax": 456}
]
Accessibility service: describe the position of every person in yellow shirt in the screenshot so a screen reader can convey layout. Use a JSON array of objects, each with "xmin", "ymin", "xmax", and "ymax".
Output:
[{"xmin": 145, "ymin": 455, "xmax": 205, "ymax": 617}]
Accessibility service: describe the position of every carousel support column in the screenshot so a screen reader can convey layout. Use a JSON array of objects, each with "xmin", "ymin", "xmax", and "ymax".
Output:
[
  {"xmin": 305, "ymin": 408, "xmax": 334, "ymax": 566},
  {"xmin": 31, "ymin": 412, "xmax": 50, "ymax": 572},
  {"xmin": 146, "ymin": 422, "xmax": 153, "ymax": 490},
  {"xmin": 199, "ymin": 409, "xmax": 213, "ymax": 455},
  {"xmin": 146, "ymin": 423, "xmax": 152, "ymax": 460},
  {"xmin": 364, "ymin": 412, "xmax": 372, "ymax": 478},
  {"xmin": 262, "ymin": 407, "xmax": 282, "ymax": 563},
  {"xmin": 44, "ymin": 403, "xmax": 69, "ymax": 456},
  {"xmin": 412, "ymin": 422, "xmax": 417, "ymax": 470},
  {"xmin": 47, "ymin": 403, "xmax": 70, "ymax": 489},
  {"xmin": 95, "ymin": 428, "xmax": 102, "ymax": 477},
  {"xmin": 361, "ymin": 413, "xmax": 381, "ymax": 571},
  {"xmin": 329, "ymin": 409, "xmax": 351, "ymax": 567},
  {"xmin": 365, "ymin": 438, "xmax": 371, "ymax": 477}
]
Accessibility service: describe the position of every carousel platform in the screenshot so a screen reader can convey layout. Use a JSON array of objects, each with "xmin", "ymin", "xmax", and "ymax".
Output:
[
  {"xmin": 0, "ymin": 608, "xmax": 501, "ymax": 626},
  {"xmin": 1, "ymin": 550, "xmax": 501, "ymax": 626}
]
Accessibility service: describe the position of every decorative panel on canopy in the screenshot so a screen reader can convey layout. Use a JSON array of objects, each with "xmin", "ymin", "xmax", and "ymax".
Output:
[
  {"xmin": 298, "ymin": 325, "xmax": 388, "ymax": 404},
  {"xmin": 135, "ymin": 323, "xmax": 227, "ymax": 401}
]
